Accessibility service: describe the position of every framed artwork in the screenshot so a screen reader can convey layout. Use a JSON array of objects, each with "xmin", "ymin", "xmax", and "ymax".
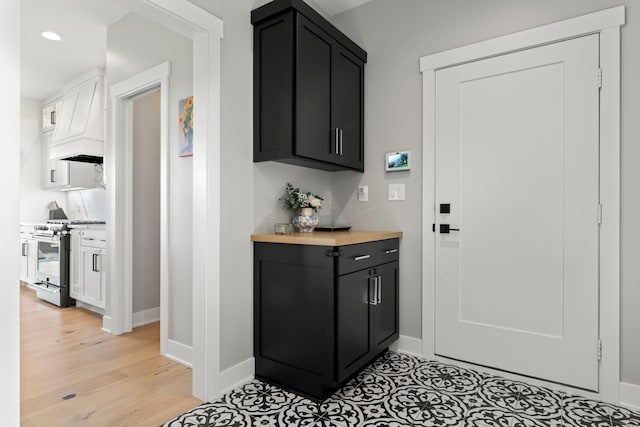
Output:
[
  {"xmin": 385, "ymin": 151, "xmax": 411, "ymax": 172},
  {"xmin": 178, "ymin": 96, "xmax": 193, "ymax": 157}
]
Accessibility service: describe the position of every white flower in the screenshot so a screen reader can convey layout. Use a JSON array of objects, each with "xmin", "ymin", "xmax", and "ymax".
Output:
[{"xmin": 309, "ymin": 196, "xmax": 322, "ymax": 208}]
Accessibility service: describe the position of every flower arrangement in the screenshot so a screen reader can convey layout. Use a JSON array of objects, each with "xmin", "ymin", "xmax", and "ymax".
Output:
[{"xmin": 281, "ymin": 183, "xmax": 323, "ymax": 213}]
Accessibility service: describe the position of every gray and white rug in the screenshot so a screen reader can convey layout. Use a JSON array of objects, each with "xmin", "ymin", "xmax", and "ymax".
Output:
[{"xmin": 162, "ymin": 352, "xmax": 640, "ymax": 427}]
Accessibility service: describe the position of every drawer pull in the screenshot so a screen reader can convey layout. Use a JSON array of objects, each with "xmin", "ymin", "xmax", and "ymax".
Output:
[
  {"xmin": 384, "ymin": 249, "xmax": 398, "ymax": 254},
  {"xmin": 354, "ymin": 255, "xmax": 370, "ymax": 261}
]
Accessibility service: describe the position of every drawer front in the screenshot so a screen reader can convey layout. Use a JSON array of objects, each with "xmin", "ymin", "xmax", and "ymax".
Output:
[{"xmin": 337, "ymin": 238, "xmax": 399, "ymax": 275}]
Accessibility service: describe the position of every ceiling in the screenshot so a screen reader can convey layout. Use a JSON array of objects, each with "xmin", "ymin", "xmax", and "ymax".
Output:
[
  {"xmin": 20, "ymin": 0, "xmax": 371, "ymax": 100},
  {"xmin": 21, "ymin": 0, "xmax": 128, "ymax": 100}
]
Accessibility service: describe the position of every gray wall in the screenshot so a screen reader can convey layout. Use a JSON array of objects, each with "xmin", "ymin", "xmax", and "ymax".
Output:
[
  {"xmin": 132, "ymin": 90, "xmax": 161, "ymax": 313},
  {"xmin": 20, "ymin": 97, "xmax": 68, "ymax": 222},
  {"xmin": 107, "ymin": 13, "xmax": 193, "ymax": 345},
  {"xmin": 332, "ymin": 0, "xmax": 640, "ymax": 386}
]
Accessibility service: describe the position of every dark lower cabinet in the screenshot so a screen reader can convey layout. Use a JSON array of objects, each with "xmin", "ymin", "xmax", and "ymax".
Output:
[{"xmin": 254, "ymin": 239, "xmax": 399, "ymax": 400}]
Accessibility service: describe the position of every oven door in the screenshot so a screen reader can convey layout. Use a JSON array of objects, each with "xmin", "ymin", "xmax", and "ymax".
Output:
[{"xmin": 35, "ymin": 235, "xmax": 61, "ymax": 286}]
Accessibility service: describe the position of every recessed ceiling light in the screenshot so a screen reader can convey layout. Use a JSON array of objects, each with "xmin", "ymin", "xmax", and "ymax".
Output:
[{"xmin": 41, "ymin": 31, "xmax": 61, "ymax": 41}]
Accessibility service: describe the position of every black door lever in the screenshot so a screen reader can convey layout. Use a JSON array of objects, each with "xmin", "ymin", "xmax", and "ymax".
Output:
[{"xmin": 440, "ymin": 224, "xmax": 460, "ymax": 234}]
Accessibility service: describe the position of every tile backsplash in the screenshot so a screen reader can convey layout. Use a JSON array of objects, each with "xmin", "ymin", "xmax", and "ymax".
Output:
[{"xmin": 66, "ymin": 189, "xmax": 107, "ymax": 221}]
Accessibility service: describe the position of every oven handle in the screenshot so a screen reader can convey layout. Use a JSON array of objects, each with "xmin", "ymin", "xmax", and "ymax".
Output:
[{"xmin": 32, "ymin": 282, "xmax": 60, "ymax": 294}]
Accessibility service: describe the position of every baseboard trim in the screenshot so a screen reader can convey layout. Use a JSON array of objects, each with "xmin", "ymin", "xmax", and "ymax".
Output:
[
  {"xmin": 218, "ymin": 357, "xmax": 255, "ymax": 396},
  {"xmin": 102, "ymin": 315, "xmax": 113, "ymax": 333},
  {"xmin": 132, "ymin": 306, "xmax": 160, "ymax": 327},
  {"xmin": 620, "ymin": 382, "xmax": 640, "ymax": 410},
  {"xmin": 166, "ymin": 339, "xmax": 193, "ymax": 368},
  {"xmin": 390, "ymin": 334, "xmax": 423, "ymax": 357}
]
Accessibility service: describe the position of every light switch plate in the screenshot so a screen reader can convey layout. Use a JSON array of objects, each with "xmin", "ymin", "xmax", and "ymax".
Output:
[
  {"xmin": 358, "ymin": 185, "xmax": 368, "ymax": 202},
  {"xmin": 388, "ymin": 183, "xmax": 405, "ymax": 201}
]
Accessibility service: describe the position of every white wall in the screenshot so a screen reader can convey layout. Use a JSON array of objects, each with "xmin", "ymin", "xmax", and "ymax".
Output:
[
  {"xmin": 0, "ymin": 0, "xmax": 21, "ymax": 423},
  {"xmin": 107, "ymin": 13, "xmax": 193, "ymax": 346},
  {"xmin": 332, "ymin": 0, "xmax": 640, "ymax": 386},
  {"xmin": 20, "ymin": 97, "xmax": 68, "ymax": 222},
  {"xmin": 132, "ymin": 90, "xmax": 161, "ymax": 313}
]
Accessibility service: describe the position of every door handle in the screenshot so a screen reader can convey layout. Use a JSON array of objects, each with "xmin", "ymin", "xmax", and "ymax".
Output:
[
  {"xmin": 384, "ymin": 249, "xmax": 398, "ymax": 254},
  {"xmin": 439, "ymin": 224, "xmax": 460, "ymax": 234},
  {"xmin": 334, "ymin": 128, "xmax": 340, "ymax": 154},
  {"xmin": 92, "ymin": 253, "xmax": 99, "ymax": 272},
  {"xmin": 50, "ymin": 169, "xmax": 57, "ymax": 183},
  {"xmin": 377, "ymin": 276, "xmax": 382, "ymax": 304},
  {"xmin": 51, "ymin": 110, "xmax": 56, "ymax": 125},
  {"xmin": 22, "ymin": 242, "xmax": 28, "ymax": 256},
  {"xmin": 339, "ymin": 128, "xmax": 343, "ymax": 156},
  {"xmin": 354, "ymin": 254, "xmax": 370, "ymax": 261}
]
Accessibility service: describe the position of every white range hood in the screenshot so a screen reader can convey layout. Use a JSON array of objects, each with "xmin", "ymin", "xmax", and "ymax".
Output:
[{"xmin": 50, "ymin": 69, "xmax": 105, "ymax": 164}]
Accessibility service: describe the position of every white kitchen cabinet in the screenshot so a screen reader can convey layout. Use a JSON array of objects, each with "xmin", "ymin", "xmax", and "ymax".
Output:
[
  {"xmin": 70, "ymin": 229, "xmax": 106, "ymax": 310},
  {"xmin": 19, "ymin": 238, "xmax": 37, "ymax": 285},
  {"xmin": 42, "ymin": 132, "xmax": 98, "ymax": 191},
  {"xmin": 42, "ymin": 99, "xmax": 62, "ymax": 132}
]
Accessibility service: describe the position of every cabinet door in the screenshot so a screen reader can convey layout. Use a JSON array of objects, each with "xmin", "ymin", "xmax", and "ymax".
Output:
[
  {"xmin": 68, "ymin": 81, "xmax": 96, "ymax": 137},
  {"xmin": 52, "ymin": 92, "xmax": 77, "ymax": 141},
  {"xmin": 295, "ymin": 16, "xmax": 334, "ymax": 164},
  {"xmin": 42, "ymin": 132, "xmax": 70, "ymax": 189},
  {"xmin": 80, "ymin": 246, "xmax": 106, "ymax": 309},
  {"xmin": 336, "ymin": 268, "xmax": 372, "ymax": 382},
  {"xmin": 332, "ymin": 45, "xmax": 364, "ymax": 171},
  {"xmin": 372, "ymin": 261, "xmax": 399, "ymax": 353}
]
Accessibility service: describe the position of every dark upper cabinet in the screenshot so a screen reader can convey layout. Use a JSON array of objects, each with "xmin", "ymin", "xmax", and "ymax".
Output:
[{"xmin": 252, "ymin": 0, "xmax": 366, "ymax": 172}]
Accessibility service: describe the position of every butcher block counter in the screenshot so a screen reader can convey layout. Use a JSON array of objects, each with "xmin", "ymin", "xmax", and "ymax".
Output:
[{"xmin": 251, "ymin": 230, "xmax": 403, "ymax": 246}]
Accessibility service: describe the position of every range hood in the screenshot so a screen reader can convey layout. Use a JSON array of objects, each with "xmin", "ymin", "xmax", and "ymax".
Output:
[{"xmin": 49, "ymin": 69, "xmax": 104, "ymax": 164}]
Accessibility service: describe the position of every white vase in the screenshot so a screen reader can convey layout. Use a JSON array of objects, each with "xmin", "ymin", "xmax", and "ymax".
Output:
[{"xmin": 293, "ymin": 207, "xmax": 319, "ymax": 232}]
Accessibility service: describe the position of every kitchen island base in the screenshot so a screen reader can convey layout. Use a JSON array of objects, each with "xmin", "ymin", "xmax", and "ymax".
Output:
[{"xmin": 253, "ymin": 231, "xmax": 401, "ymax": 401}]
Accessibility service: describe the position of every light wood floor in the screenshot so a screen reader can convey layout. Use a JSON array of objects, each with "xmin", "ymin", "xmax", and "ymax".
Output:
[{"xmin": 20, "ymin": 286, "xmax": 201, "ymax": 426}]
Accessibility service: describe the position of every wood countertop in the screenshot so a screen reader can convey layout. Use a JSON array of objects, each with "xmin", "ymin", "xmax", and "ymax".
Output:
[{"xmin": 251, "ymin": 230, "xmax": 403, "ymax": 246}]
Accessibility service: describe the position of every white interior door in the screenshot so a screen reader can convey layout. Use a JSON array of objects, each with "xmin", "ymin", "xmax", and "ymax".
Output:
[{"xmin": 434, "ymin": 34, "xmax": 600, "ymax": 391}]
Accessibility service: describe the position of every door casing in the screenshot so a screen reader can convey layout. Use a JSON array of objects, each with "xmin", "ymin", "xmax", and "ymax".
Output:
[{"xmin": 420, "ymin": 6, "xmax": 623, "ymax": 403}]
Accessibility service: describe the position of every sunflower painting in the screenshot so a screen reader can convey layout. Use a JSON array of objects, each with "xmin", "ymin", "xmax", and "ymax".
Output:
[{"xmin": 178, "ymin": 96, "xmax": 193, "ymax": 157}]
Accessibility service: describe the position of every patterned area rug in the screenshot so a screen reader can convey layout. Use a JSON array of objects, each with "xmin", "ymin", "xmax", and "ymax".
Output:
[{"xmin": 162, "ymin": 352, "xmax": 640, "ymax": 427}]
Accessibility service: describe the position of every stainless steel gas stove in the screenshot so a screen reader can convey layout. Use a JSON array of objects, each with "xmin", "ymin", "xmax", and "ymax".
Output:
[{"xmin": 31, "ymin": 220, "xmax": 106, "ymax": 307}]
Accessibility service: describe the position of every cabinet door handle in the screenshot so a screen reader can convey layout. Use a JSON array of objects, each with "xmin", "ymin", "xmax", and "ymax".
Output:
[
  {"xmin": 339, "ymin": 128, "xmax": 343, "ymax": 156},
  {"xmin": 384, "ymin": 249, "xmax": 398, "ymax": 254},
  {"xmin": 22, "ymin": 242, "xmax": 28, "ymax": 256},
  {"xmin": 50, "ymin": 169, "xmax": 57, "ymax": 183},
  {"xmin": 369, "ymin": 277, "xmax": 378, "ymax": 306},
  {"xmin": 334, "ymin": 128, "xmax": 340, "ymax": 154},
  {"xmin": 354, "ymin": 254, "xmax": 370, "ymax": 261},
  {"xmin": 92, "ymin": 253, "xmax": 99, "ymax": 272},
  {"xmin": 377, "ymin": 276, "xmax": 382, "ymax": 304},
  {"xmin": 51, "ymin": 110, "xmax": 56, "ymax": 125}
]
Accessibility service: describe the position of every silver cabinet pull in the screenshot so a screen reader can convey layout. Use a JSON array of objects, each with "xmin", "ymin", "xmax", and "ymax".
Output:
[
  {"xmin": 334, "ymin": 128, "xmax": 340, "ymax": 154},
  {"xmin": 377, "ymin": 276, "xmax": 382, "ymax": 304},
  {"xmin": 354, "ymin": 254, "xmax": 370, "ymax": 261},
  {"xmin": 22, "ymin": 242, "xmax": 28, "ymax": 256},
  {"xmin": 384, "ymin": 249, "xmax": 398, "ymax": 254},
  {"xmin": 50, "ymin": 169, "xmax": 57, "ymax": 183},
  {"xmin": 92, "ymin": 253, "xmax": 99, "ymax": 272},
  {"xmin": 339, "ymin": 128, "xmax": 343, "ymax": 155},
  {"xmin": 369, "ymin": 277, "xmax": 378, "ymax": 306}
]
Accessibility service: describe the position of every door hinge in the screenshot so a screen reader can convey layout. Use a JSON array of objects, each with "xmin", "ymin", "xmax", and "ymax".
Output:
[
  {"xmin": 597, "ymin": 339, "xmax": 602, "ymax": 361},
  {"xmin": 597, "ymin": 203, "xmax": 603, "ymax": 224},
  {"xmin": 597, "ymin": 68, "xmax": 602, "ymax": 89}
]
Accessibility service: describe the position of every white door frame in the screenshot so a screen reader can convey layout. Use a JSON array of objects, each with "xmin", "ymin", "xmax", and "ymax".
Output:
[
  {"xmin": 421, "ymin": 6, "xmax": 624, "ymax": 403},
  {"xmin": 109, "ymin": 61, "xmax": 170, "ymax": 351},
  {"xmin": 108, "ymin": 0, "xmax": 223, "ymax": 401}
]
